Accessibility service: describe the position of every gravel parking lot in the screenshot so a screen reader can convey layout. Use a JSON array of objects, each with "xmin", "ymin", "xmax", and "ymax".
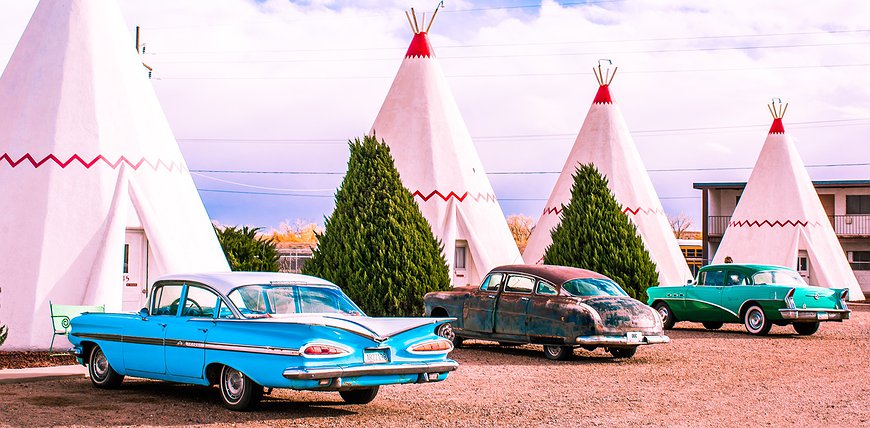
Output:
[{"xmin": 1, "ymin": 305, "xmax": 868, "ymax": 427}]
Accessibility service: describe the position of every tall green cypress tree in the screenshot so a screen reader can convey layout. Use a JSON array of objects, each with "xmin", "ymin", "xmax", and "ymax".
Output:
[
  {"xmin": 302, "ymin": 135, "xmax": 450, "ymax": 316},
  {"xmin": 543, "ymin": 163, "xmax": 659, "ymax": 300}
]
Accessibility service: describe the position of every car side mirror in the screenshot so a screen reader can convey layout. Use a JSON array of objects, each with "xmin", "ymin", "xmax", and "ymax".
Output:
[
  {"xmin": 687, "ymin": 280, "xmax": 693, "ymax": 285},
  {"xmin": 139, "ymin": 308, "xmax": 149, "ymax": 320}
]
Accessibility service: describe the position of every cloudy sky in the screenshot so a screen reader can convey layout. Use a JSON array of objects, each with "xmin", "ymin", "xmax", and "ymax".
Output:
[{"xmin": 1, "ymin": 0, "xmax": 868, "ymax": 231}]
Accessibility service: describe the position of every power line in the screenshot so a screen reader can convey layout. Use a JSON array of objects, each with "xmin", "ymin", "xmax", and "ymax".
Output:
[
  {"xmin": 148, "ymin": 40, "xmax": 870, "ymax": 65},
  {"xmin": 146, "ymin": 29, "xmax": 870, "ymax": 55},
  {"xmin": 176, "ymin": 117, "xmax": 870, "ymax": 146}
]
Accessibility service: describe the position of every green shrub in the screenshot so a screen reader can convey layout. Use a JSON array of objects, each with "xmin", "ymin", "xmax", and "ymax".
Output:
[
  {"xmin": 303, "ymin": 135, "xmax": 450, "ymax": 316},
  {"xmin": 543, "ymin": 163, "xmax": 659, "ymax": 300},
  {"xmin": 215, "ymin": 226, "xmax": 280, "ymax": 272}
]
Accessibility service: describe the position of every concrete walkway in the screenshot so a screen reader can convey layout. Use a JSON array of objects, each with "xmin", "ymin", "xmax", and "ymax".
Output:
[{"xmin": 0, "ymin": 365, "xmax": 87, "ymax": 384}]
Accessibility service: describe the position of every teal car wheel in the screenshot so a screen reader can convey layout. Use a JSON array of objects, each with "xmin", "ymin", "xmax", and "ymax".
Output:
[
  {"xmin": 88, "ymin": 346, "xmax": 124, "ymax": 389},
  {"xmin": 743, "ymin": 305, "xmax": 772, "ymax": 335},
  {"xmin": 702, "ymin": 322, "xmax": 723, "ymax": 330},
  {"xmin": 219, "ymin": 365, "xmax": 263, "ymax": 411},
  {"xmin": 340, "ymin": 387, "xmax": 379, "ymax": 404},
  {"xmin": 793, "ymin": 322, "xmax": 820, "ymax": 336},
  {"xmin": 654, "ymin": 302, "xmax": 676, "ymax": 330}
]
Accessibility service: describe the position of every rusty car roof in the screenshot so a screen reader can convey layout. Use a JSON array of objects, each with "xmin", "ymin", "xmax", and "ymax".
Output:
[{"xmin": 490, "ymin": 265, "xmax": 609, "ymax": 285}]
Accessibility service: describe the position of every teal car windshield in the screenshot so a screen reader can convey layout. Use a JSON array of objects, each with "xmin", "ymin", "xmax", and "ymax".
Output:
[
  {"xmin": 752, "ymin": 270, "xmax": 807, "ymax": 286},
  {"xmin": 562, "ymin": 278, "xmax": 629, "ymax": 297},
  {"xmin": 228, "ymin": 285, "xmax": 364, "ymax": 318}
]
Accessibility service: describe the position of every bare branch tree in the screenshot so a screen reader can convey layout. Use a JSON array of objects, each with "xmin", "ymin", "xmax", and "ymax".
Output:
[
  {"xmin": 506, "ymin": 214, "xmax": 535, "ymax": 254},
  {"xmin": 668, "ymin": 213, "xmax": 694, "ymax": 239}
]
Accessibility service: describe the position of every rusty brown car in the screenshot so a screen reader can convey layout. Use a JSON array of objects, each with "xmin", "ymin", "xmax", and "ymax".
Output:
[{"xmin": 423, "ymin": 265, "xmax": 669, "ymax": 360}]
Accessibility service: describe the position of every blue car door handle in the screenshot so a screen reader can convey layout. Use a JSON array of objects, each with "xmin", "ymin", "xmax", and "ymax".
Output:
[
  {"xmin": 198, "ymin": 328, "xmax": 209, "ymax": 333},
  {"xmin": 157, "ymin": 322, "xmax": 167, "ymax": 328}
]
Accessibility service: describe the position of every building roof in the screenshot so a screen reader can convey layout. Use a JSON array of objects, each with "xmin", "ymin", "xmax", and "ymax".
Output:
[
  {"xmin": 491, "ymin": 264, "xmax": 608, "ymax": 285},
  {"xmin": 155, "ymin": 272, "xmax": 338, "ymax": 295},
  {"xmin": 694, "ymin": 179, "xmax": 870, "ymax": 190}
]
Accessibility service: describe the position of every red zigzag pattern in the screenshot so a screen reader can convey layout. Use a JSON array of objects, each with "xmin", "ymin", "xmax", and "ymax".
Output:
[
  {"xmin": 0, "ymin": 152, "xmax": 184, "ymax": 172},
  {"xmin": 729, "ymin": 219, "xmax": 822, "ymax": 228},
  {"xmin": 412, "ymin": 190, "xmax": 497, "ymax": 203},
  {"xmin": 542, "ymin": 206, "xmax": 664, "ymax": 216}
]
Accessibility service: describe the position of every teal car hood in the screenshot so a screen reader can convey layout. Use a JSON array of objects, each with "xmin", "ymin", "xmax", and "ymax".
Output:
[{"xmin": 246, "ymin": 314, "xmax": 450, "ymax": 341}]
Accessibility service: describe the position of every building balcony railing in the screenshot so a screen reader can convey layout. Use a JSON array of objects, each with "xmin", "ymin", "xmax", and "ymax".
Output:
[{"xmin": 707, "ymin": 214, "xmax": 870, "ymax": 237}]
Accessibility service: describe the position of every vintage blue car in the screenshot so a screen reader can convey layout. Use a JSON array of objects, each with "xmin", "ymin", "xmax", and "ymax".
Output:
[{"xmin": 68, "ymin": 272, "xmax": 458, "ymax": 410}]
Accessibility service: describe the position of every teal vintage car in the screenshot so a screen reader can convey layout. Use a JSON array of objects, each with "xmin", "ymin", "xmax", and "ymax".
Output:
[{"xmin": 647, "ymin": 264, "xmax": 850, "ymax": 336}]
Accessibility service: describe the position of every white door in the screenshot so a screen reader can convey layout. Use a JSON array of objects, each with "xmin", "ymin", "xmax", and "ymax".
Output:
[
  {"xmin": 123, "ymin": 230, "xmax": 149, "ymax": 312},
  {"xmin": 453, "ymin": 241, "xmax": 468, "ymax": 286},
  {"xmin": 797, "ymin": 251, "xmax": 810, "ymax": 282}
]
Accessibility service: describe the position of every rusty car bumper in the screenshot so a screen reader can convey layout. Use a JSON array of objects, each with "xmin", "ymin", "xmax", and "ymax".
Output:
[{"xmin": 575, "ymin": 333, "xmax": 669, "ymax": 346}]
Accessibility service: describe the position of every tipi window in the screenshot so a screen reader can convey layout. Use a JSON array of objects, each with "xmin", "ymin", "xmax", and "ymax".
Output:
[
  {"xmin": 846, "ymin": 195, "xmax": 870, "ymax": 214},
  {"xmin": 123, "ymin": 244, "xmax": 130, "ymax": 274}
]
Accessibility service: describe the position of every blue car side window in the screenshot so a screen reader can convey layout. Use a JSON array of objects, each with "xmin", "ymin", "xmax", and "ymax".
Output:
[{"xmin": 151, "ymin": 284, "xmax": 184, "ymax": 315}]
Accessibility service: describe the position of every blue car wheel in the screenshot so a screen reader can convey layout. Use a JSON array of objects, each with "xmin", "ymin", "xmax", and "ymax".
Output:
[
  {"xmin": 339, "ymin": 387, "xmax": 379, "ymax": 404},
  {"xmin": 219, "ymin": 365, "xmax": 263, "ymax": 411},
  {"xmin": 88, "ymin": 346, "xmax": 124, "ymax": 389}
]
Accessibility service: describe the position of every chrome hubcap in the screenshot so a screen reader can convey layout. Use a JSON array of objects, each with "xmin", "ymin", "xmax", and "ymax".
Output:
[
  {"xmin": 748, "ymin": 310, "xmax": 763, "ymax": 330},
  {"xmin": 657, "ymin": 306, "xmax": 669, "ymax": 322},
  {"xmin": 436, "ymin": 323, "xmax": 455, "ymax": 342},
  {"xmin": 92, "ymin": 350, "xmax": 108, "ymax": 380},
  {"xmin": 223, "ymin": 368, "xmax": 244, "ymax": 401},
  {"xmin": 545, "ymin": 346, "xmax": 558, "ymax": 356}
]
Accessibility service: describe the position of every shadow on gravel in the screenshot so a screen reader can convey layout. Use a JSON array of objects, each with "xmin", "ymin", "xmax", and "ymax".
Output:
[
  {"xmin": 665, "ymin": 327, "xmax": 806, "ymax": 340},
  {"xmin": 455, "ymin": 343, "xmax": 628, "ymax": 365}
]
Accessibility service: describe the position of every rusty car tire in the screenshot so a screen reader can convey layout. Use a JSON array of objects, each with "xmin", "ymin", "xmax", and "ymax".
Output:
[
  {"xmin": 653, "ymin": 302, "xmax": 677, "ymax": 330},
  {"xmin": 608, "ymin": 347, "xmax": 638, "ymax": 359},
  {"xmin": 702, "ymin": 322, "xmax": 724, "ymax": 330},
  {"xmin": 219, "ymin": 365, "xmax": 263, "ymax": 411},
  {"xmin": 543, "ymin": 345, "xmax": 573, "ymax": 361},
  {"xmin": 435, "ymin": 322, "xmax": 463, "ymax": 347},
  {"xmin": 793, "ymin": 322, "xmax": 820, "ymax": 336},
  {"xmin": 88, "ymin": 346, "xmax": 124, "ymax": 389},
  {"xmin": 340, "ymin": 387, "xmax": 379, "ymax": 404},
  {"xmin": 743, "ymin": 305, "xmax": 772, "ymax": 336}
]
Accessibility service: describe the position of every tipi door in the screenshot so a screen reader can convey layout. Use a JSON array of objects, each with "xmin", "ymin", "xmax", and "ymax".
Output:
[
  {"xmin": 453, "ymin": 241, "xmax": 469, "ymax": 286},
  {"xmin": 123, "ymin": 230, "xmax": 149, "ymax": 312},
  {"xmin": 797, "ymin": 251, "xmax": 810, "ymax": 282}
]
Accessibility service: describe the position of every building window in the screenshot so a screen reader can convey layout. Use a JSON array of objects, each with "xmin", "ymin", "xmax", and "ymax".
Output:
[
  {"xmin": 846, "ymin": 195, "xmax": 870, "ymax": 214},
  {"xmin": 851, "ymin": 251, "xmax": 870, "ymax": 271}
]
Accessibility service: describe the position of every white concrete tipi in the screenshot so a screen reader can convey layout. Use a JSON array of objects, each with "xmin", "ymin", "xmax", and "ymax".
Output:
[
  {"xmin": 713, "ymin": 101, "xmax": 864, "ymax": 300},
  {"xmin": 0, "ymin": 0, "xmax": 229, "ymax": 349},
  {"xmin": 370, "ymin": 8, "xmax": 521, "ymax": 286},
  {"xmin": 523, "ymin": 63, "xmax": 693, "ymax": 286}
]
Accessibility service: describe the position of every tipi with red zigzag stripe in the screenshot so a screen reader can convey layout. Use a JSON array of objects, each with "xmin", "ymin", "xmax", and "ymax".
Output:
[
  {"xmin": 523, "ymin": 63, "xmax": 692, "ymax": 286},
  {"xmin": 370, "ymin": 7, "xmax": 521, "ymax": 286},
  {"xmin": 713, "ymin": 101, "xmax": 864, "ymax": 300},
  {"xmin": 0, "ymin": 0, "xmax": 229, "ymax": 349}
]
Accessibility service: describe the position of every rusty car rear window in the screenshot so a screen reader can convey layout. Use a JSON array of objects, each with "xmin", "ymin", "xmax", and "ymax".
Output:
[{"xmin": 561, "ymin": 278, "xmax": 628, "ymax": 297}]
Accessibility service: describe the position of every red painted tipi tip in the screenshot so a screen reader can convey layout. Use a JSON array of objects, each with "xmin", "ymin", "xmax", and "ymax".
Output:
[
  {"xmin": 405, "ymin": 32, "xmax": 434, "ymax": 58},
  {"xmin": 591, "ymin": 61, "xmax": 616, "ymax": 104},
  {"xmin": 768, "ymin": 99, "xmax": 787, "ymax": 134}
]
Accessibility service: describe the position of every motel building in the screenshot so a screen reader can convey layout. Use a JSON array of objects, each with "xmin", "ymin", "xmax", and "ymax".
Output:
[{"xmin": 695, "ymin": 180, "xmax": 870, "ymax": 296}]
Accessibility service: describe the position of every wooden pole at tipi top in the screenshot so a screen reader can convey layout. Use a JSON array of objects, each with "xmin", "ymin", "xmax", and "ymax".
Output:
[{"xmin": 405, "ymin": 2, "xmax": 444, "ymax": 34}]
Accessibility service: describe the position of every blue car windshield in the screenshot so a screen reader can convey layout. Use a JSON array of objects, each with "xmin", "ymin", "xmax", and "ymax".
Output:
[
  {"xmin": 561, "ymin": 278, "xmax": 629, "ymax": 297},
  {"xmin": 227, "ymin": 285, "xmax": 365, "ymax": 318}
]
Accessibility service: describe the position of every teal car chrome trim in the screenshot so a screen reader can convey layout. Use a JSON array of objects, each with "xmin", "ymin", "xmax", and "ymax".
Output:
[
  {"xmin": 779, "ymin": 309, "xmax": 850, "ymax": 320},
  {"xmin": 283, "ymin": 360, "xmax": 458, "ymax": 380},
  {"xmin": 575, "ymin": 334, "xmax": 670, "ymax": 346},
  {"xmin": 683, "ymin": 299, "xmax": 739, "ymax": 318}
]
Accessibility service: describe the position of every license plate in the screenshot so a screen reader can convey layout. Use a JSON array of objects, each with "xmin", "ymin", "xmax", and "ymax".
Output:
[
  {"xmin": 817, "ymin": 312, "xmax": 829, "ymax": 320},
  {"xmin": 626, "ymin": 332, "xmax": 643, "ymax": 343},
  {"xmin": 364, "ymin": 349, "xmax": 389, "ymax": 364}
]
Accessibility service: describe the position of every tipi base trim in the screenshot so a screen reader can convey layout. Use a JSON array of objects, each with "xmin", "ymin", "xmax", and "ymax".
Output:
[
  {"xmin": 0, "ymin": 152, "xmax": 184, "ymax": 172},
  {"xmin": 413, "ymin": 190, "xmax": 497, "ymax": 203}
]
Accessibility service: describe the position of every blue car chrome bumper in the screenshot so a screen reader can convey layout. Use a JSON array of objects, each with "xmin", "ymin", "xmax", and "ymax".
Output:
[{"xmin": 283, "ymin": 360, "xmax": 458, "ymax": 381}]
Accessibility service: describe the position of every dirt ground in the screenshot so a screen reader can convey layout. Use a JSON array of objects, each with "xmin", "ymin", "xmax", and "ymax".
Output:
[{"xmin": 0, "ymin": 305, "xmax": 868, "ymax": 428}]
